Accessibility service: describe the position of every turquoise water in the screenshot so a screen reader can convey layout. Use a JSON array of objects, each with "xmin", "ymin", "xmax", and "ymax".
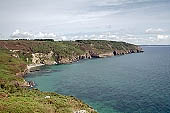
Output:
[{"xmin": 25, "ymin": 46, "xmax": 170, "ymax": 113}]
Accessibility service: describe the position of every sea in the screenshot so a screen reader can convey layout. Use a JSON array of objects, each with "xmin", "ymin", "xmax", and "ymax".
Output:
[{"xmin": 25, "ymin": 46, "xmax": 170, "ymax": 113}]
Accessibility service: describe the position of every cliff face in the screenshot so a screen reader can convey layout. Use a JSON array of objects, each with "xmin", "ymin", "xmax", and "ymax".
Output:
[
  {"xmin": 33, "ymin": 48, "xmax": 142, "ymax": 64},
  {"xmin": 32, "ymin": 51, "xmax": 56, "ymax": 65},
  {"xmin": 55, "ymin": 52, "xmax": 92, "ymax": 64}
]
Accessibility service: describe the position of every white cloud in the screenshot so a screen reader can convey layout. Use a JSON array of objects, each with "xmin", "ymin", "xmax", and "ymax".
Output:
[
  {"xmin": 11, "ymin": 30, "xmax": 58, "ymax": 40},
  {"xmin": 10, "ymin": 29, "xmax": 170, "ymax": 45},
  {"xmin": 35, "ymin": 32, "xmax": 57, "ymax": 39},
  {"xmin": 145, "ymin": 28, "xmax": 165, "ymax": 34},
  {"xmin": 11, "ymin": 29, "xmax": 34, "ymax": 39},
  {"xmin": 157, "ymin": 35, "xmax": 169, "ymax": 40},
  {"xmin": 10, "ymin": 29, "xmax": 73, "ymax": 41}
]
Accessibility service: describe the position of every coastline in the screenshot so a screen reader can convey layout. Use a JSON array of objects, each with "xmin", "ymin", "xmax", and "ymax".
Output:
[
  {"xmin": 0, "ymin": 40, "xmax": 143, "ymax": 113},
  {"xmin": 24, "ymin": 49, "xmax": 144, "ymax": 88},
  {"xmin": 22, "ymin": 64, "xmax": 46, "ymax": 87}
]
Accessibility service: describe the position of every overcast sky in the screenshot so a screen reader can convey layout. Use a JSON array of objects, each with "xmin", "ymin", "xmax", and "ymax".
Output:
[{"xmin": 0, "ymin": 0, "xmax": 170, "ymax": 44}]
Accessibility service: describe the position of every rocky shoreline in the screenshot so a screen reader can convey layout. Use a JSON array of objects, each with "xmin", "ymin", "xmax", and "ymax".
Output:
[
  {"xmin": 27, "ymin": 47, "xmax": 143, "ymax": 67},
  {"xmin": 0, "ymin": 40, "xmax": 144, "ymax": 87},
  {"xmin": 21, "ymin": 48, "xmax": 143, "ymax": 88}
]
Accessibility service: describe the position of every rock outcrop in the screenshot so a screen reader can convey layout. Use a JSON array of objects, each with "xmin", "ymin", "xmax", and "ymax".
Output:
[
  {"xmin": 13, "ymin": 80, "xmax": 35, "ymax": 87},
  {"xmin": 56, "ymin": 52, "xmax": 92, "ymax": 64},
  {"xmin": 30, "ymin": 47, "xmax": 143, "ymax": 65},
  {"xmin": 32, "ymin": 51, "xmax": 57, "ymax": 65},
  {"xmin": 16, "ymin": 67, "xmax": 29, "ymax": 77}
]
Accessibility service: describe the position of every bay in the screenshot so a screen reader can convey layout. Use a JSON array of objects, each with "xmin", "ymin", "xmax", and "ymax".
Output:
[{"xmin": 25, "ymin": 46, "xmax": 170, "ymax": 113}]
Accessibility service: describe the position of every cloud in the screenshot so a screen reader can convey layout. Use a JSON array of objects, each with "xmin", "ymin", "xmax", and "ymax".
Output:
[
  {"xmin": 11, "ymin": 29, "xmax": 61, "ymax": 40},
  {"xmin": 145, "ymin": 28, "xmax": 165, "ymax": 34},
  {"xmin": 11, "ymin": 29, "xmax": 34, "ymax": 39},
  {"xmin": 157, "ymin": 34, "xmax": 169, "ymax": 40},
  {"xmin": 2, "ymin": 0, "xmax": 170, "ymax": 36},
  {"xmin": 35, "ymin": 32, "xmax": 57, "ymax": 39},
  {"xmin": 10, "ymin": 29, "xmax": 170, "ymax": 45}
]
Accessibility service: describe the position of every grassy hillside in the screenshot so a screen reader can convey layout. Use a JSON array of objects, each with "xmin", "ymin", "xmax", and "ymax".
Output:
[
  {"xmin": 0, "ymin": 49, "xmax": 26, "ymax": 83},
  {"xmin": 75, "ymin": 40, "xmax": 139, "ymax": 53},
  {"xmin": 0, "ymin": 40, "xmax": 142, "ymax": 113},
  {"xmin": 0, "ymin": 40, "xmax": 85, "ymax": 56},
  {"xmin": 0, "ymin": 40, "xmax": 141, "ymax": 59},
  {"xmin": 0, "ymin": 48, "xmax": 96, "ymax": 113}
]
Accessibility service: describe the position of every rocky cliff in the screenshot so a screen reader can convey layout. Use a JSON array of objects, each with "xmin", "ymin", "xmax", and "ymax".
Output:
[
  {"xmin": 32, "ymin": 51, "xmax": 57, "ymax": 65},
  {"xmin": 0, "ymin": 40, "xmax": 143, "ymax": 66}
]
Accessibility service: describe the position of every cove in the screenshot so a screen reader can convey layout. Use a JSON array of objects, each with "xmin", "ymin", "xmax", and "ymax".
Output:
[{"xmin": 25, "ymin": 46, "xmax": 170, "ymax": 113}]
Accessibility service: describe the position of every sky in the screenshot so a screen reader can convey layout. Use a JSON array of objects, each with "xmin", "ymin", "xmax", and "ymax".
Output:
[{"xmin": 0, "ymin": 0, "xmax": 170, "ymax": 45}]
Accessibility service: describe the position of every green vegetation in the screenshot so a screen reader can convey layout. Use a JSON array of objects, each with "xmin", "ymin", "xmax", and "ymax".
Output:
[
  {"xmin": 0, "ymin": 48, "xmax": 96, "ymax": 113},
  {"xmin": 0, "ymin": 40, "xmax": 140, "ymax": 60},
  {"xmin": 75, "ymin": 40, "xmax": 139, "ymax": 53},
  {"xmin": 0, "ymin": 49, "xmax": 26, "ymax": 82},
  {"xmin": 31, "ymin": 41, "xmax": 85, "ymax": 57},
  {"xmin": 0, "ymin": 87, "xmax": 96, "ymax": 113},
  {"xmin": 0, "ymin": 40, "xmax": 141, "ymax": 113}
]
